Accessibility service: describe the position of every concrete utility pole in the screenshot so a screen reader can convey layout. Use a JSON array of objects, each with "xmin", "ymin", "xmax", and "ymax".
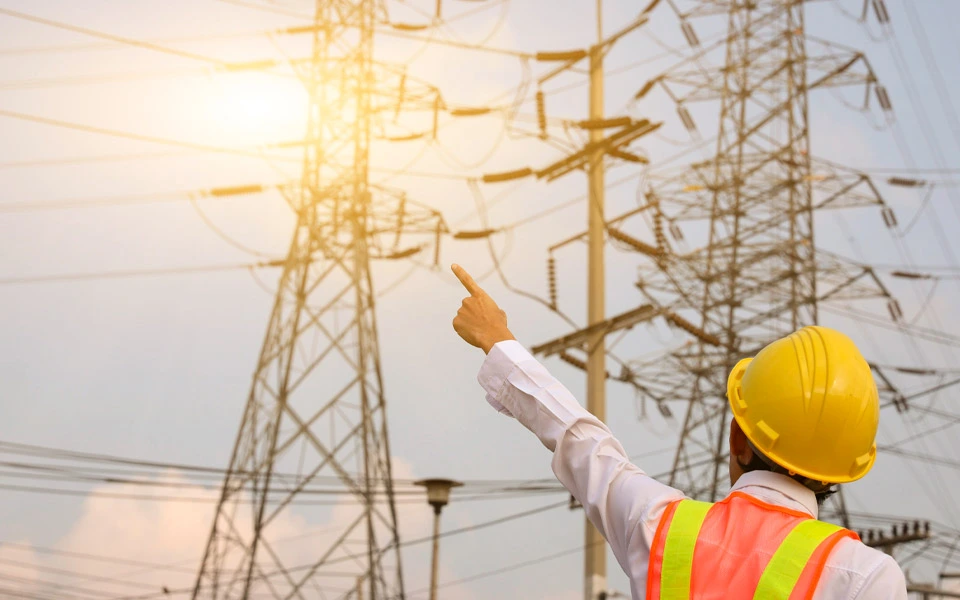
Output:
[{"xmin": 584, "ymin": 2, "xmax": 606, "ymax": 598}]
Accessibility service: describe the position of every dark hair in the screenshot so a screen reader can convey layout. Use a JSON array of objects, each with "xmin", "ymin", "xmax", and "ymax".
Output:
[{"xmin": 738, "ymin": 450, "xmax": 837, "ymax": 508}]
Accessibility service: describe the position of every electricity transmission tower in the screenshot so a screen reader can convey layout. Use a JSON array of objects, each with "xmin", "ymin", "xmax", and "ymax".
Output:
[
  {"xmin": 193, "ymin": 1, "xmax": 441, "ymax": 598},
  {"xmin": 627, "ymin": 0, "xmax": 894, "ymax": 511},
  {"xmin": 534, "ymin": 0, "xmax": 915, "ymax": 529}
]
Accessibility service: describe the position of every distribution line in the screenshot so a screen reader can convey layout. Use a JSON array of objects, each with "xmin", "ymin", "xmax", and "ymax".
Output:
[
  {"xmin": 0, "ymin": 108, "xmax": 299, "ymax": 161},
  {"xmin": 107, "ymin": 499, "xmax": 570, "ymax": 600},
  {"xmin": 0, "ymin": 440, "xmax": 558, "ymax": 487},
  {"xmin": 0, "ymin": 262, "xmax": 278, "ymax": 286},
  {"xmin": 0, "ymin": 182, "xmax": 290, "ymax": 213},
  {"xmin": 0, "ymin": 482, "xmax": 562, "ymax": 506},
  {"xmin": 0, "ymin": 68, "xmax": 211, "ymax": 92},
  {"xmin": 212, "ymin": 0, "xmax": 311, "ymax": 19},
  {"xmin": 0, "ymin": 26, "xmax": 284, "ymax": 58},
  {"xmin": 0, "ymin": 463, "xmax": 564, "ymax": 497},
  {"xmin": 0, "ymin": 7, "xmax": 229, "ymax": 66},
  {"xmin": 403, "ymin": 540, "xmax": 603, "ymax": 599}
]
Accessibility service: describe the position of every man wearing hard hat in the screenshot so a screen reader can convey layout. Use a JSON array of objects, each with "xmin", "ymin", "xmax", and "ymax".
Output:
[{"xmin": 449, "ymin": 264, "xmax": 907, "ymax": 599}]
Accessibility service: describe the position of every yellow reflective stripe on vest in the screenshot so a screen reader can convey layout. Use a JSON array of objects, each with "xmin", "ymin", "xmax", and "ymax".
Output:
[
  {"xmin": 752, "ymin": 519, "xmax": 844, "ymax": 599},
  {"xmin": 660, "ymin": 500, "xmax": 712, "ymax": 600}
]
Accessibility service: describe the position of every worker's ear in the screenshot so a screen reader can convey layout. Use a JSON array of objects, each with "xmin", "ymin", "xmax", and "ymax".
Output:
[{"xmin": 729, "ymin": 418, "xmax": 752, "ymax": 464}]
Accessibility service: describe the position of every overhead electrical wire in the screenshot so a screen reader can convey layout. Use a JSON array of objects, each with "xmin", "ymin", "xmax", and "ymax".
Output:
[
  {"xmin": 855, "ymin": 2, "xmax": 960, "ymax": 504},
  {"xmin": 0, "ymin": 262, "xmax": 280, "ymax": 286},
  {"xmin": 211, "ymin": 0, "xmax": 312, "ymax": 19},
  {"xmin": 0, "ymin": 108, "xmax": 300, "ymax": 161},
  {"xmin": 1, "ymin": 3, "xmax": 952, "ymax": 592},
  {"xmin": 0, "ymin": 68, "xmax": 212, "ymax": 92},
  {"xmin": 0, "ymin": 440, "xmax": 559, "ymax": 488},
  {"xmin": 0, "ymin": 7, "xmax": 231, "ymax": 67},
  {"xmin": 0, "ymin": 26, "xmax": 282, "ymax": 58},
  {"xmin": 0, "ymin": 182, "xmax": 291, "ymax": 213},
  {"xmin": 100, "ymin": 499, "xmax": 572, "ymax": 600},
  {"xmin": 402, "ymin": 540, "xmax": 603, "ymax": 599}
]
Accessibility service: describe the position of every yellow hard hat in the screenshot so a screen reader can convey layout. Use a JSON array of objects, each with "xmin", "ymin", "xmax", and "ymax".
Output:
[{"xmin": 726, "ymin": 326, "xmax": 879, "ymax": 484}]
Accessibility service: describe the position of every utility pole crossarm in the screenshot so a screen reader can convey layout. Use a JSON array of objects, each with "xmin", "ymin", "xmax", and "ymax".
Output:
[
  {"xmin": 537, "ymin": 120, "xmax": 663, "ymax": 182},
  {"xmin": 532, "ymin": 305, "xmax": 660, "ymax": 358}
]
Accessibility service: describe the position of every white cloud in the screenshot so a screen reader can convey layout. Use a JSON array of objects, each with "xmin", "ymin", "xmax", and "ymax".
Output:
[{"xmin": 0, "ymin": 458, "xmax": 487, "ymax": 599}]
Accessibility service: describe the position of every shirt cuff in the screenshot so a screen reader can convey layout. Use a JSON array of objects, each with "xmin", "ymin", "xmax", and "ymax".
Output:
[{"xmin": 477, "ymin": 340, "xmax": 532, "ymax": 417}]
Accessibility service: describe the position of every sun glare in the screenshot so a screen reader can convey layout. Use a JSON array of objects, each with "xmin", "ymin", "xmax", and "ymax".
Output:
[{"xmin": 206, "ymin": 74, "xmax": 307, "ymax": 144}]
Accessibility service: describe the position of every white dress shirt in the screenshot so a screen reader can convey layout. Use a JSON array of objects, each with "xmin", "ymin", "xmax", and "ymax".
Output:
[{"xmin": 478, "ymin": 340, "xmax": 907, "ymax": 600}]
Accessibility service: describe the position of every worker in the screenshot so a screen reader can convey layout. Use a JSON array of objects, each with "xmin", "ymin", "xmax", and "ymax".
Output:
[{"xmin": 449, "ymin": 264, "xmax": 907, "ymax": 599}]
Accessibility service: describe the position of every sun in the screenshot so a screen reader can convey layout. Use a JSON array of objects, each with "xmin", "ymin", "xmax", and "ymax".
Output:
[{"xmin": 206, "ymin": 73, "xmax": 307, "ymax": 144}]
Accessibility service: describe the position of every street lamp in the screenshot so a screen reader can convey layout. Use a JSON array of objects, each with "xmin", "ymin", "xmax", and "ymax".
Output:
[{"xmin": 414, "ymin": 478, "xmax": 463, "ymax": 600}]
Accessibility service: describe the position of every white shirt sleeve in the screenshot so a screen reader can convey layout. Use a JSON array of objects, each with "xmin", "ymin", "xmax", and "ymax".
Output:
[
  {"xmin": 853, "ymin": 553, "xmax": 908, "ymax": 600},
  {"xmin": 478, "ymin": 340, "xmax": 684, "ymax": 591}
]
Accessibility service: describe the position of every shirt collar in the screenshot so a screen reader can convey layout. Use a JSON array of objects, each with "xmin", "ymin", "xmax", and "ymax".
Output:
[{"xmin": 729, "ymin": 470, "xmax": 819, "ymax": 518}]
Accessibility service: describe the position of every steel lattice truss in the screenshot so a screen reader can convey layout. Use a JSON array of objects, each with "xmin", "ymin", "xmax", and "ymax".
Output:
[
  {"xmin": 531, "ymin": 0, "xmax": 919, "ymax": 529},
  {"xmin": 630, "ymin": 0, "xmax": 892, "ymax": 511},
  {"xmin": 192, "ymin": 1, "xmax": 442, "ymax": 598}
]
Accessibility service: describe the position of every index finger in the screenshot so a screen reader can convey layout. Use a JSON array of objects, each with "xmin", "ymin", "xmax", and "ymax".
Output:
[{"xmin": 451, "ymin": 264, "xmax": 485, "ymax": 297}]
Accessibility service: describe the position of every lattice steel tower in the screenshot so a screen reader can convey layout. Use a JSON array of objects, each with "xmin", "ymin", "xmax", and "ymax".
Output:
[
  {"xmin": 192, "ymin": 1, "xmax": 440, "ymax": 597},
  {"xmin": 627, "ymin": 0, "xmax": 897, "ymax": 510}
]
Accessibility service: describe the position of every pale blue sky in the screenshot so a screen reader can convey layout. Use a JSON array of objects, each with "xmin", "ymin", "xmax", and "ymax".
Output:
[{"xmin": 1, "ymin": 0, "xmax": 959, "ymax": 597}]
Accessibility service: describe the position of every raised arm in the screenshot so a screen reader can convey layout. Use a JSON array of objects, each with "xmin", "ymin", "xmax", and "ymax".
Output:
[{"xmin": 450, "ymin": 264, "xmax": 683, "ymax": 584}]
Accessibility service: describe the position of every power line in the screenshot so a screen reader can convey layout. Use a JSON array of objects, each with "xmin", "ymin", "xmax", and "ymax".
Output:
[
  {"xmin": 0, "ymin": 8, "xmax": 229, "ymax": 67},
  {"xmin": 403, "ymin": 540, "xmax": 600, "ymax": 599},
  {"xmin": 0, "ymin": 541, "xmax": 196, "ymax": 575},
  {"xmin": 0, "ymin": 262, "xmax": 279, "ymax": 286},
  {"xmin": 101, "ymin": 498, "xmax": 570, "ymax": 600},
  {"xmin": 0, "ymin": 182, "xmax": 290, "ymax": 213},
  {"xmin": 211, "ymin": 0, "xmax": 312, "ymax": 19},
  {"xmin": 0, "ymin": 440, "xmax": 560, "ymax": 488},
  {"xmin": 0, "ymin": 108, "xmax": 299, "ymax": 161},
  {"xmin": 0, "ymin": 68, "xmax": 211, "ymax": 92},
  {"xmin": 0, "ymin": 27, "xmax": 279, "ymax": 58}
]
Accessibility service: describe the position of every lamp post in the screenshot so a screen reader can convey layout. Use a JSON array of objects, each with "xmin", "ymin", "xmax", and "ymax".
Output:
[{"xmin": 414, "ymin": 478, "xmax": 463, "ymax": 600}]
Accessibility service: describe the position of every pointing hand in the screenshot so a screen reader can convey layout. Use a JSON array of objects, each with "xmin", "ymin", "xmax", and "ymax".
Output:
[{"xmin": 451, "ymin": 264, "xmax": 515, "ymax": 353}]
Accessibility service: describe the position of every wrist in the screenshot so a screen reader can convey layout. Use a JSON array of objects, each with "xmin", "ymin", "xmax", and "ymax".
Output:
[{"xmin": 481, "ymin": 329, "xmax": 515, "ymax": 354}]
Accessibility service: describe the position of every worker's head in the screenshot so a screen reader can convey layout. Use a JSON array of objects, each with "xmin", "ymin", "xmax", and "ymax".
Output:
[{"xmin": 725, "ymin": 326, "xmax": 880, "ymax": 505}]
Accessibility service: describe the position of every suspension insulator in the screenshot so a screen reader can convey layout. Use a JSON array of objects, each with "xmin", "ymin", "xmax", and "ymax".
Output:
[
  {"xmin": 634, "ymin": 78, "xmax": 658, "ymax": 101},
  {"xmin": 888, "ymin": 176, "xmax": 925, "ymax": 188},
  {"xmin": 680, "ymin": 20, "xmax": 700, "ymax": 47},
  {"xmin": 547, "ymin": 256, "xmax": 557, "ymax": 311},
  {"xmin": 677, "ymin": 104, "xmax": 696, "ymax": 132},
  {"xmin": 653, "ymin": 209, "xmax": 667, "ymax": 251},
  {"xmin": 887, "ymin": 298, "xmax": 903, "ymax": 322},
  {"xmin": 653, "ymin": 208, "xmax": 668, "ymax": 268},
  {"xmin": 881, "ymin": 206, "xmax": 898, "ymax": 228},
  {"xmin": 875, "ymin": 85, "xmax": 892, "ymax": 111},
  {"xmin": 395, "ymin": 73, "xmax": 407, "ymax": 117},
  {"xmin": 433, "ymin": 222, "xmax": 442, "ymax": 267},
  {"xmin": 536, "ymin": 90, "xmax": 547, "ymax": 139},
  {"xmin": 873, "ymin": 0, "xmax": 890, "ymax": 24},
  {"xmin": 669, "ymin": 222, "xmax": 684, "ymax": 242}
]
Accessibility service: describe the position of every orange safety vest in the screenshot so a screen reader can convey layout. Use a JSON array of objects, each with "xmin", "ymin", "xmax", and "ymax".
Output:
[{"xmin": 646, "ymin": 492, "xmax": 858, "ymax": 600}]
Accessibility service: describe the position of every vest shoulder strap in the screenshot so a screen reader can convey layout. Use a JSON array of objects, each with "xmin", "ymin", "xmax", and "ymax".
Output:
[
  {"xmin": 659, "ymin": 499, "xmax": 713, "ymax": 600},
  {"xmin": 753, "ymin": 519, "xmax": 849, "ymax": 600}
]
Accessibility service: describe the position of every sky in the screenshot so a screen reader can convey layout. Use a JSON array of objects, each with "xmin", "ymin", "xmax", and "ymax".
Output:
[{"xmin": 1, "ymin": 0, "xmax": 960, "ymax": 598}]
